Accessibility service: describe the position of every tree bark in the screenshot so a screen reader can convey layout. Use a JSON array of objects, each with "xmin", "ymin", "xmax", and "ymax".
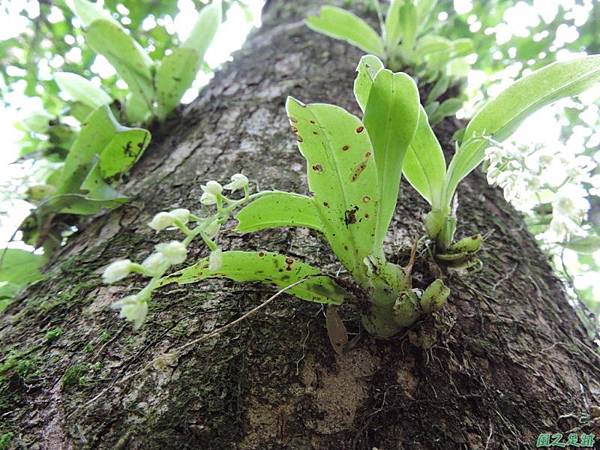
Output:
[{"xmin": 2, "ymin": 1, "xmax": 599, "ymax": 449}]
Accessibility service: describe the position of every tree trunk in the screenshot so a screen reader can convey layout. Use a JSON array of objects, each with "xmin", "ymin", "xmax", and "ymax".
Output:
[{"xmin": 2, "ymin": 1, "xmax": 599, "ymax": 449}]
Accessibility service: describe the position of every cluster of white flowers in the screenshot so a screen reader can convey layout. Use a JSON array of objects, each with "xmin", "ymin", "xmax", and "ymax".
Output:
[
  {"xmin": 200, "ymin": 174, "xmax": 249, "ymax": 206},
  {"xmin": 485, "ymin": 142, "xmax": 595, "ymax": 242},
  {"xmin": 101, "ymin": 173, "xmax": 251, "ymax": 329}
]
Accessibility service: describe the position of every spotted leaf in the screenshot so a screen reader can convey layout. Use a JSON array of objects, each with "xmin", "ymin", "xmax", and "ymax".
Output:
[
  {"xmin": 160, "ymin": 251, "xmax": 347, "ymax": 305},
  {"xmin": 286, "ymin": 97, "xmax": 379, "ymax": 280}
]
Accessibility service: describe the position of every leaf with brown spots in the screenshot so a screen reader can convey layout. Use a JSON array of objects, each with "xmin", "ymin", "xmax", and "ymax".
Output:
[
  {"xmin": 286, "ymin": 97, "xmax": 379, "ymax": 280},
  {"xmin": 160, "ymin": 251, "xmax": 347, "ymax": 305}
]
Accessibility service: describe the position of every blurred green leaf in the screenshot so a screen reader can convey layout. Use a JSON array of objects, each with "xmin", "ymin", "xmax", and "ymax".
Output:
[
  {"xmin": 55, "ymin": 72, "xmax": 112, "ymax": 109},
  {"xmin": 84, "ymin": 19, "xmax": 154, "ymax": 109},
  {"xmin": 561, "ymin": 235, "xmax": 600, "ymax": 254},
  {"xmin": 0, "ymin": 249, "xmax": 46, "ymax": 286},
  {"xmin": 306, "ymin": 6, "xmax": 385, "ymax": 57}
]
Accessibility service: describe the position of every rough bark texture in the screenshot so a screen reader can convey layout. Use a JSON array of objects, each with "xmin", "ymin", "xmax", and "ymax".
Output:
[{"xmin": 1, "ymin": 1, "xmax": 599, "ymax": 449}]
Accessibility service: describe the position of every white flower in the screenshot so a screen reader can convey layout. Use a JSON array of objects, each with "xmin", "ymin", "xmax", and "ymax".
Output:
[
  {"xmin": 102, "ymin": 259, "xmax": 134, "ymax": 284},
  {"xmin": 538, "ymin": 153, "xmax": 553, "ymax": 166},
  {"xmin": 545, "ymin": 215, "xmax": 581, "ymax": 242},
  {"xmin": 486, "ymin": 168, "xmax": 502, "ymax": 185},
  {"xmin": 169, "ymin": 208, "xmax": 190, "ymax": 225},
  {"xmin": 224, "ymin": 173, "xmax": 249, "ymax": 192},
  {"xmin": 156, "ymin": 241, "xmax": 187, "ymax": 265},
  {"xmin": 200, "ymin": 192, "xmax": 217, "ymax": 205},
  {"xmin": 553, "ymin": 186, "xmax": 589, "ymax": 219},
  {"xmin": 111, "ymin": 295, "xmax": 148, "ymax": 329},
  {"xmin": 142, "ymin": 252, "xmax": 171, "ymax": 276},
  {"xmin": 202, "ymin": 181, "xmax": 223, "ymax": 195},
  {"xmin": 208, "ymin": 249, "xmax": 223, "ymax": 271},
  {"xmin": 484, "ymin": 146, "xmax": 502, "ymax": 164},
  {"xmin": 526, "ymin": 176, "xmax": 542, "ymax": 191},
  {"xmin": 148, "ymin": 212, "xmax": 176, "ymax": 231}
]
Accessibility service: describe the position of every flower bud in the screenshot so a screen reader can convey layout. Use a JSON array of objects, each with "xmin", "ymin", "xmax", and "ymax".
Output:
[
  {"xmin": 156, "ymin": 241, "xmax": 187, "ymax": 265},
  {"xmin": 102, "ymin": 259, "xmax": 134, "ymax": 284},
  {"xmin": 200, "ymin": 192, "xmax": 217, "ymax": 205},
  {"xmin": 169, "ymin": 208, "xmax": 190, "ymax": 225},
  {"xmin": 148, "ymin": 212, "xmax": 175, "ymax": 231},
  {"xmin": 224, "ymin": 173, "xmax": 249, "ymax": 192},
  {"xmin": 202, "ymin": 181, "xmax": 223, "ymax": 195},
  {"xmin": 111, "ymin": 295, "xmax": 148, "ymax": 329},
  {"xmin": 142, "ymin": 252, "xmax": 171, "ymax": 276}
]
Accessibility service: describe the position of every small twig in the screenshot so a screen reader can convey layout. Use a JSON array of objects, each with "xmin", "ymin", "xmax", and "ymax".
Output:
[
  {"xmin": 485, "ymin": 420, "xmax": 494, "ymax": 450},
  {"xmin": 175, "ymin": 278, "xmax": 308, "ymax": 353},
  {"xmin": 403, "ymin": 235, "xmax": 424, "ymax": 277}
]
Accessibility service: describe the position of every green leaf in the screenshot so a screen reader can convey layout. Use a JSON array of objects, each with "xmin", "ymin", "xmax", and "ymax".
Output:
[
  {"xmin": 426, "ymin": 75, "xmax": 450, "ymax": 103},
  {"xmin": 182, "ymin": 0, "xmax": 222, "ymax": 58},
  {"xmin": 155, "ymin": 48, "xmax": 199, "ymax": 120},
  {"xmin": 429, "ymin": 97, "xmax": 463, "ymax": 124},
  {"xmin": 22, "ymin": 111, "xmax": 52, "ymax": 134},
  {"xmin": 63, "ymin": 162, "xmax": 128, "ymax": 214},
  {"xmin": 561, "ymin": 235, "xmax": 600, "ymax": 254},
  {"xmin": 286, "ymin": 97, "xmax": 379, "ymax": 280},
  {"xmin": 402, "ymin": 105, "xmax": 446, "ymax": 207},
  {"xmin": 235, "ymin": 191, "xmax": 323, "ymax": 233},
  {"xmin": 353, "ymin": 54, "xmax": 384, "ymax": 113},
  {"xmin": 363, "ymin": 69, "xmax": 420, "ymax": 250},
  {"xmin": 47, "ymin": 192, "xmax": 128, "ymax": 216},
  {"xmin": 451, "ymin": 38, "xmax": 474, "ymax": 57},
  {"xmin": 39, "ymin": 163, "xmax": 128, "ymax": 216},
  {"xmin": 445, "ymin": 55, "xmax": 600, "ymax": 204},
  {"xmin": 85, "ymin": 19, "xmax": 154, "ymax": 109},
  {"xmin": 415, "ymin": 35, "xmax": 451, "ymax": 56},
  {"xmin": 124, "ymin": 93, "xmax": 151, "ymax": 123},
  {"xmin": 416, "ymin": 0, "xmax": 438, "ymax": 25},
  {"xmin": 57, "ymin": 106, "xmax": 150, "ymax": 195},
  {"xmin": 55, "ymin": 72, "xmax": 112, "ymax": 110},
  {"xmin": 161, "ymin": 251, "xmax": 347, "ymax": 305},
  {"xmin": 385, "ymin": 0, "xmax": 404, "ymax": 51},
  {"xmin": 69, "ymin": 102, "xmax": 94, "ymax": 122},
  {"xmin": 306, "ymin": 6, "xmax": 385, "ymax": 57},
  {"xmin": 154, "ymin": 0, "xmax": 221, "ymax": 119},
  {"xmin": 69, "ymin": 0, "xmax": 117, "ymax": 27},
  {"xmin": 0, "ymin": 249, "xmax": 46, "ymax": 286},
  {"xmin": 399, "ymin": 1, "xmax": 417, "ymax": 51},
  {"xmin": 98, "ymin": 128, "xmax": 151, "ymax": 179}
]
